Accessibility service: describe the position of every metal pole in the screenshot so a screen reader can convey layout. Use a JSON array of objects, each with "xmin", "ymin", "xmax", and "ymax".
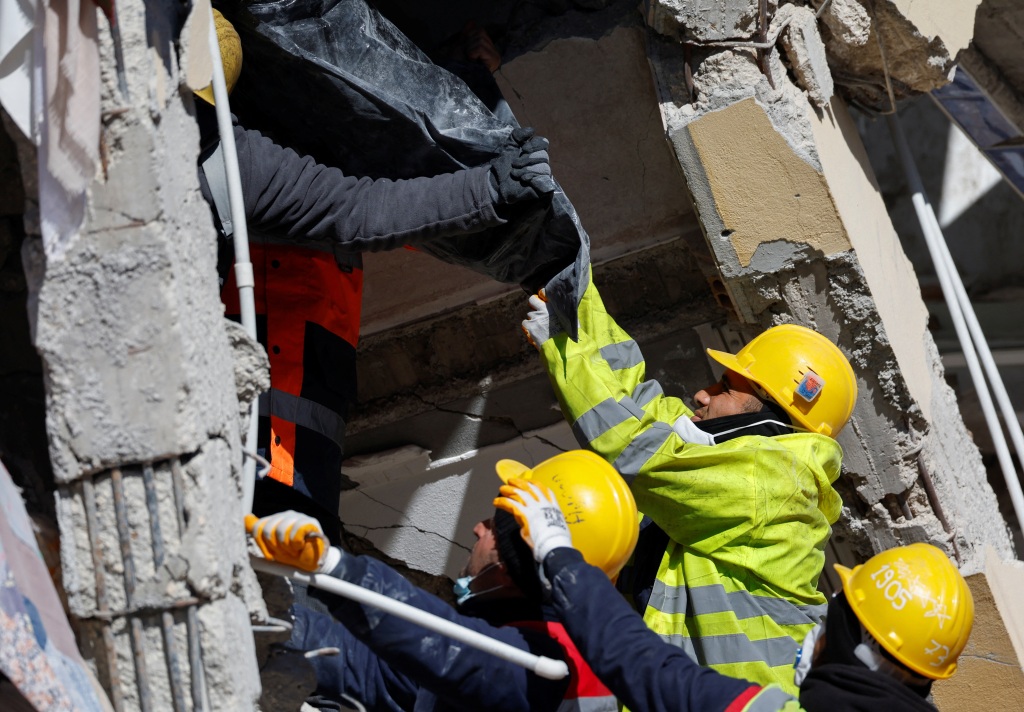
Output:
[
  {"xmin": 207, "ymin": 9, "xmax": 260, "ymax": 512},
  {"xmin": 887, "ymin": 113, "xmax": 1024, "ymax": 537},
  {"xmin": 251, "ymin": 559, "xmax": 570, "ymax": 681}
]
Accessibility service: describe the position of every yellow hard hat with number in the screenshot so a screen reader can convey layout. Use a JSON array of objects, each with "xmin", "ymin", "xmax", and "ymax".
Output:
[
  {"xmin": 834, "ymin": 543, "xmax": 974, "ymax": 680},
  {"xmin": 495, "ymin": 450, "xmax": 638, "ymax": 580},
  {"xmin": 195, "ymin": 10, "xmax": 243, "ymax": 105},
  {"xmin": 706, "ymin": 323, "xmax": 857, "ymax": 438}
]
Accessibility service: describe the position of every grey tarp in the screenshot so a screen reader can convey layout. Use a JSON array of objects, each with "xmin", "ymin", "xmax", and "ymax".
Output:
[{"xmin": 222, "ymin": 0, "xmax": 589, "ymax": 337}]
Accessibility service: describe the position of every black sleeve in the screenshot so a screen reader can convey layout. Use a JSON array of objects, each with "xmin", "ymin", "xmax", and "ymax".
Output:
[
  {"xmin": 544, "ymin": 548, "xmax": 762, "ymax": 712},
  {"xmin": 232, "ymin": 122, "xmax": 504, "ymax": 251}
]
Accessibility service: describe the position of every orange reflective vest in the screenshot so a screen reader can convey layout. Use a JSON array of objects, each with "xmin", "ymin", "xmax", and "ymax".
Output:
[
  {"xmin": 223, "ymin": 240, "xmax": 361, "ymax": 510},
  {"xmin": 511, "ymin": 621, "xmax": 618, "ymax": 712}
]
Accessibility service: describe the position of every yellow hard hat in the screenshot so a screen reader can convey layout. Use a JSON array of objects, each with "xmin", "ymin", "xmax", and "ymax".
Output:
[
  {"xmin": 834, "ymin": 543, "xmax": 974, "ymax": 680},
  {"xmin": 495, "ymin": 450, "xmax": 639, "ymax": 580},
  {"xmin": 195, "ymin": 10, "xmax": 242, "ymax": 105},
  {"xmin": 706, "ymin": 323, "xmax": 857, "ymax": 438}
]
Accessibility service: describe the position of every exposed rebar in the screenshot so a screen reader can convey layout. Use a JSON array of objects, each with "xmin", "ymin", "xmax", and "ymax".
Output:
[
  {"xmin": 868, "ymin": 0, "xmax": 897, "ymax": 114},
  {"xmin": 756, "ymin": 0, "xmax": 776, "ymax": 90},
  {"xmin": 171, "ymin": 457, "xmax": 208, "ymax": 712},
  {"xmin": 81, "ymin": 477, "xmax": 125, "ymax": 712},
  {"xmin": 111, "ymin": 467, "xmax": 154, "ymax": 712},
  {"xmin": 143, "ymin": 463, "xmax": 187, "ymax": 712}
]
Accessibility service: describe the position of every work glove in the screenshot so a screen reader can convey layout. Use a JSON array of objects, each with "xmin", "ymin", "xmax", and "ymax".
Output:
[
  {"xmin": 491, "ymin": 127, "xmax": 557, "ymax": 205},
  {"xmin": 245, "ymin": 511, "xmax": 342, "ymax": 574},
  {"xmin": 522, "ymin": 290, "xmax": 558, "ymax": 348},
  {"xmin": 493, "ymin": 478, "xmax": 574, "ymax": 564}
]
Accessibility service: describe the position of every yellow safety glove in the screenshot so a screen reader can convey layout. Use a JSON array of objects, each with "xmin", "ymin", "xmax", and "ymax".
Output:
[
  {"xmin": 493, "ymin": 478, "xmax": 574, "ymax": 563},
  {"xmin": 245, "ymin": 510, "xmax": 333, "ymax": 573}
]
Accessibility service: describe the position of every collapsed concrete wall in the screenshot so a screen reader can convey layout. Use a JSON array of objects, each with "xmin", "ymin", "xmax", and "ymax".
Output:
[
  {"xmin": 14, "ymin": 4, "xmax": 262, "ymax": 709},
  {"xmin": 644, "ymin": 0, "xmax": 1013, "ymax": 569}
]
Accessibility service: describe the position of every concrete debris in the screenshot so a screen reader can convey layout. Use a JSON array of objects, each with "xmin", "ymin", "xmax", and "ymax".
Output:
[
  {"xmin": 646, "ymin": 0, "xmax": 777, "ymax": 43},
  {"xmin": 815, "ymin": 0, "xmax": 959, "ymax": 110},
  {"xmin": 814, "ymin": 0, "xmax": 872, "ymax": 47},
  {"xmin": 777, "ymin": 4, "xmax": 834, "ymax": 107},
  {"xmin": 225, "ymin": 319, "xmax": 270, "ymax": 434}
]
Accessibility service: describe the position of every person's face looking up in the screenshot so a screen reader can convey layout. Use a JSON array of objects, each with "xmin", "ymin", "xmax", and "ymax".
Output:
[
  {"xmin": 690, "ymin": 370, "xmax": 765, "ymax": 422},
  {"xmin": 461, "ymin": 518, "xmax": 503, "ymax": 578}
]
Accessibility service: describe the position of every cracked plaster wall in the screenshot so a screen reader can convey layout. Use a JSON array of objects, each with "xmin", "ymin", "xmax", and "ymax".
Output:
[{"xmin": 19, "ymin": 3, "xmax": 262, "ymax": 708}]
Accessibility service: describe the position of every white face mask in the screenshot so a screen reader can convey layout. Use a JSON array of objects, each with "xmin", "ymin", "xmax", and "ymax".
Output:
[
  {"xmin": 793, "ymin": 622, "xmax": 825, "ymax": 687},
  {"xmin": 854, "ymin": 626, "xmax": 928, "ymax": 686},
  {"xmin": 453, "ymin": 563, "xmax": 505, "ymax": 606}
]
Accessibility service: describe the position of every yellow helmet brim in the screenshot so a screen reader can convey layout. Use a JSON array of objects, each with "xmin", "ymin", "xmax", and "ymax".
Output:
[{"xmin": 495, "ymin": 459, "xmax": 531, "ymax": 483}]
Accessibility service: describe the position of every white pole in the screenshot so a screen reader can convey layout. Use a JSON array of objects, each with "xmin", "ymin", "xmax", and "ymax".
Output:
[
  {"xmin": 207, "ymin": 11, "xmax": 260, "ymax": 512},
  {"xmin": 887, "ymin": 114, "xmax": 1024, "ymax": 537},
  {"xmin": 250, "ymin": 558, "xmax": 570, "ymax": 681}
]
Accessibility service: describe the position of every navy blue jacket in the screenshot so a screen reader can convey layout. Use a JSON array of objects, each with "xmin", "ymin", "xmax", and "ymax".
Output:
[{"xmin": 291, "ymin": 553, "xmax": 571, "ymax": 712}]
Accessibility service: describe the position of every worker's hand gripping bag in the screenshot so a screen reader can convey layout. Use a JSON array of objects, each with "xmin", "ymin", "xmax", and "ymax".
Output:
[{"xmin": 220, "ymin": 0, "xmax": 589, "ymax": 338}]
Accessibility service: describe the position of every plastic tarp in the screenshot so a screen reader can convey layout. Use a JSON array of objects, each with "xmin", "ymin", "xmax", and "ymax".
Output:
[{"xmin": 221, "ymin": 0, "xmax": 589, "ymax": 337}]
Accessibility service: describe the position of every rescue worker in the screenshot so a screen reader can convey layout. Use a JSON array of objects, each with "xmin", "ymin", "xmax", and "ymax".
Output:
[
  {"xmin": 522, "ymin": 277, "xmax": 858, "ymax": 694},
  {"xmin": 246, "ymin": 450, "xmax": 637, "ymax": 711},
  {"xmin": 496, "ymin": 477, "xmax": 974, "ymax": 712},
  {"xmin": 196, "ymin": 11, "xmax": 555, "ymax": 540}
]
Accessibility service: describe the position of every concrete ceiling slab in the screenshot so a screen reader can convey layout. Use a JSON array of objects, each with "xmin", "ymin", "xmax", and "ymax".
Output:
[{"xmin": 359, "ymin": 22, "xmax": 698, "ymax": 336}]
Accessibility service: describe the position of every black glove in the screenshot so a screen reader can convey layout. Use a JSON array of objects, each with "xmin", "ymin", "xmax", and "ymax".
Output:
[{"xmin": 490, "ymin": 127, "xmax": 557, "ymax": 205}]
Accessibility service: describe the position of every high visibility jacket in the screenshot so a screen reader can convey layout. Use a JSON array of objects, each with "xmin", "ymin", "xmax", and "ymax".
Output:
[
  {"xmin": 539, "ymin": 275, "xmax": 843, "ymax": 694},
  {"xmin": 544, "ymin": 548, "xmax": 937, "ymax": 712},
  {"xmin": 544, "ymin": 547, "xmax": 804, "ymax": 712}
]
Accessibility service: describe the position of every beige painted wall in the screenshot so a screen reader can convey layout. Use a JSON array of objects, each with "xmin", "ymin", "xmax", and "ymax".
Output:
[
  {"xmin": 891, "ymin": 0, "xmax": 982, "ymax": 63},
  {"xmin": 932, "ymin": 550, "xmax": 1024, "ymax": 710},
  {"xmin": 686, "ymin": 98, "xmax": 851, "ymax": 267},
  {"xmin": 807, "ymin": 98, "xmax": 935, "ymax": 419}
]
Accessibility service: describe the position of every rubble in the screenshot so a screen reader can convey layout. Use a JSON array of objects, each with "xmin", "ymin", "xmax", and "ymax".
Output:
[{"xmin": 777, "ymin": 4, "xmax": 834, "ymax": 107}]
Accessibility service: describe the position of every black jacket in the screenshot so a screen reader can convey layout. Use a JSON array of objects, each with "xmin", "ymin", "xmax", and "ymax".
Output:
[{"xmin": 196, "ymin": 103, "xmax": 504, "ymax": 251}]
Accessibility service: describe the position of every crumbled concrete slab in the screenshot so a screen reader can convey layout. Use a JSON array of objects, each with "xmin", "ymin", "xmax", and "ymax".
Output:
[
  {"xmin": 813, "ymin": 0, "xmax": 870, "ymax": 46},
  {"xmin": 646, "ymin": 0, "xmax": 775, "ymax": 43},
  {"xmin": 641, "ymin": 1, "xmax": 1012, "ymax": 570},
  {"xmin": 817, "ymin": 0, "xmax": 980, "ymax": 111},
  {"xmin": 225, "ymin": 319, "xmax": 270, "ymax": 434},
  {"xmin": 673, "ymin": 97, "xmax": 849, "ymax": 273},
  {"xmin": 777, "ymin": 4, "xmax": 834, "ymax": 107}
]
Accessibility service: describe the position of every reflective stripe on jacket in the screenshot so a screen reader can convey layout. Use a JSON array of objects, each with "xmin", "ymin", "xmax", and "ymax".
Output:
[
  {"xmin": 539, "ymin": 274, "xmax": 842, "ymax": 694},
  {"xmin": 545, "ymin": 547, "xmax": 805, "ymax": 712},
  {"xmin": 512, "ymin": 621, "xmax": 618, "ymax": 712}
]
